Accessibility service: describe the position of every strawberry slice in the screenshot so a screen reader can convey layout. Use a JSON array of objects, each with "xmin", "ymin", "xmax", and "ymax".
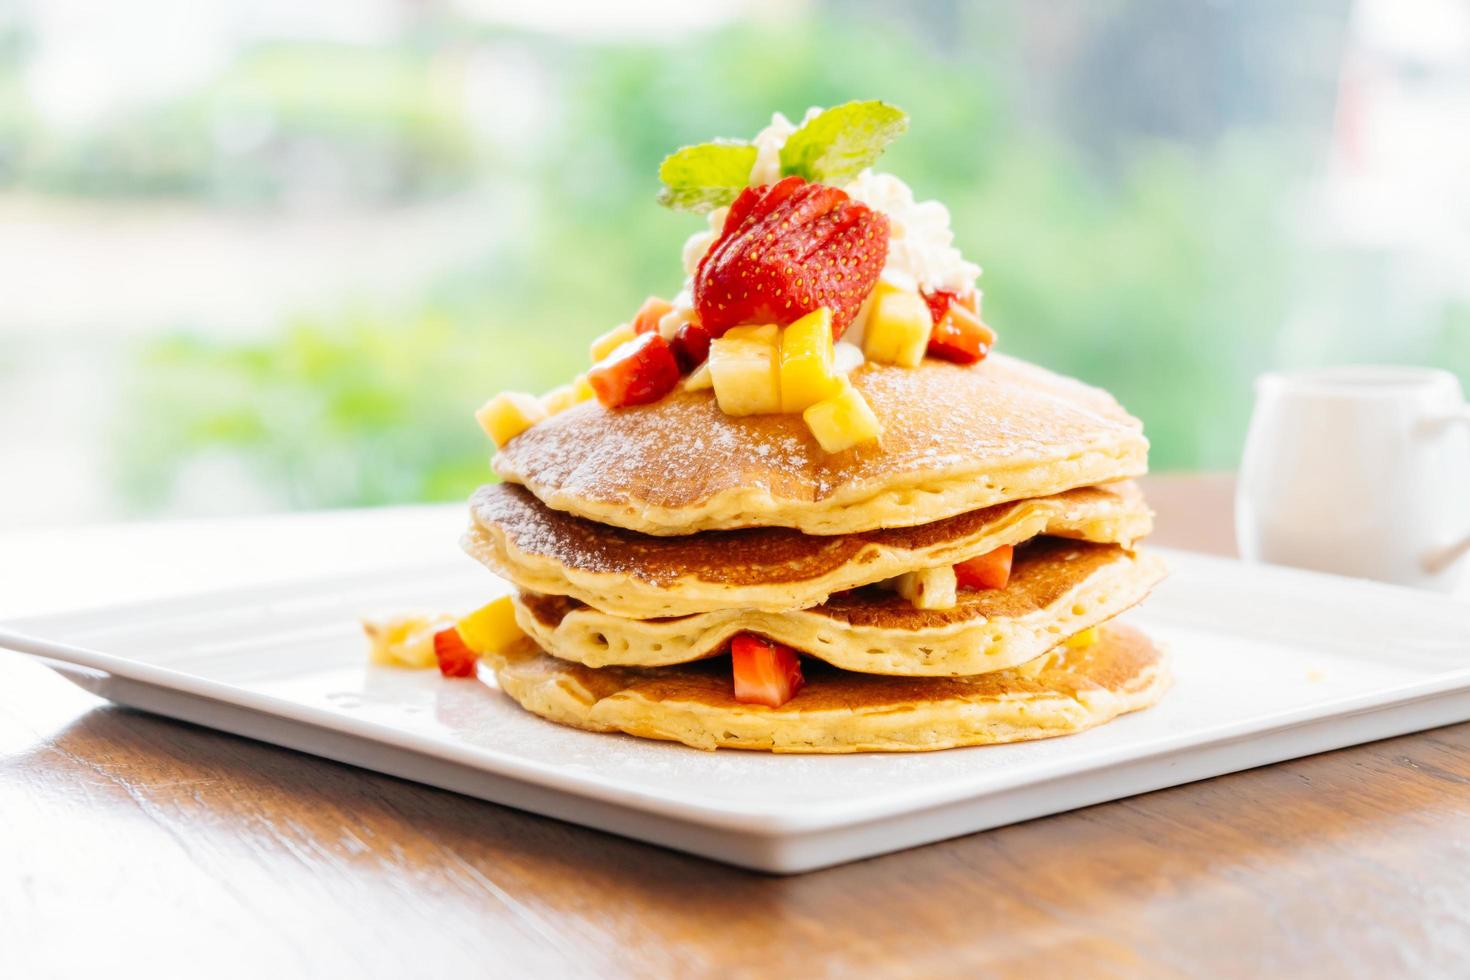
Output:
[
  {"xmin": 670, "ymin": 321, "xmax": 712, "ymax": 371},
  {"xmin": 695, "ymin": 176, "xmax": 889, "ymax": 339},
  {"xmin": 730, "ymin": 633, "xmax": 805, "ymax": 708},
  {"xmin": 432, "ymin": 626, "xmax": 478, "ymax": 678},
  {"xmin": 954, "ymin": 545, "xmax": 1014, "ymax": 590},
  {"xmin": 588, "ymin": 332, "xmax": 681, "ymax": 408},
  {"xmin": 632, "ymin": 296, "xmax": 674, "ymax": 335}
]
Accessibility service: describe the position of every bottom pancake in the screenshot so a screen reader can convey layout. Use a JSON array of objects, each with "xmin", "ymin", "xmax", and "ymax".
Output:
[{"xmin": 481, "ymin": 623, "xmax": 1168, "ymax": 753}]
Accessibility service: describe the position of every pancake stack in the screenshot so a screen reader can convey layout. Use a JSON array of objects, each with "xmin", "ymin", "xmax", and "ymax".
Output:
[{"xmin": 463, "ymin": 353, "xmax": 1169, "ymax": 753}]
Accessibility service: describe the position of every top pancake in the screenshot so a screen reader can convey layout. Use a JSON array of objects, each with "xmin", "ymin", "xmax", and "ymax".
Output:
[{"xmin": 493, "ymin": 353, "xmax": 1147, "ymax": 536}]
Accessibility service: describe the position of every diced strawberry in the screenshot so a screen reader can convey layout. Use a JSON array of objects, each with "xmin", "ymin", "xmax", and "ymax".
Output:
[
  {"xmin": 922, "ymin": 289, "xmax": 980, "ymax": 323},
  {"xmin": 432, "ymin": 626, "xmax": 478, "ymax": 678},
  {"xmin": 695, "ymin": 176, "xmax": 889, "ymax": 340},
  {"xmin": 670, "ymin": 320, "xmax": 712, "ymax": 371},
  {"xmin": 927, "ymin": 301, "xmax": 996, "ymax": 365},
  {"xmin": 922, "ymin": 289, "xmax": 959, "ymax": 326},
  {"xmin": 632, "ymin": 296, "xmax": 674, "ymax": 335},
  {"xmin": 954, "ymin": 545, "xmax": 1014, "ymax": 590},
  {"xmin": 587, "ymin": 332, "xmax": 681, "ymax": 408},
  {"xmin": 730, "ymin": 633, "xmax": 805, "ymax": 708}
]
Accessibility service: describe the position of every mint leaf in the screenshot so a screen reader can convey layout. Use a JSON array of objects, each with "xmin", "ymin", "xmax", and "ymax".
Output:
[
  {"xmin": 779, "ymin": 101, "xmax": 909, "ymax": 185},
  {"xmin": 656, "ymin": 140, "xmax": 759, "ymax": 213}
]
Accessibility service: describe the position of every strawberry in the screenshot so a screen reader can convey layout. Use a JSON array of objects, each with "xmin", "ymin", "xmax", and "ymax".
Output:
[
  {"xmin": 432, "ymin": 626, "xmax": 478, "ymax": 678},
  {"xmin": 670, "ymin": 321, "xmax": 712, "ymax": 371},
  {"xmin": 587, "ymin": 332, "xmax": 682, "ymax": 408},
  {"xmin": 694, "ymin": 175, "xmax": 889, "ymax": 339},
  {"xmin": 730, "ymin": 633, "xmax": 805, "ymax": 708},
  {"xmin": 923, "ymin": 289, "xmax": 994, "ymax": 365},
  {"xmin": 923, "ymin": 289, "xmax": 959, "ymax": 326},
  {"xmin": 922, "ymin": 288, "xmax": 979, "ymax": 324},
  {"xmin": 954, "ymin": 545, "xmax": 1013, "ymax": 590}
]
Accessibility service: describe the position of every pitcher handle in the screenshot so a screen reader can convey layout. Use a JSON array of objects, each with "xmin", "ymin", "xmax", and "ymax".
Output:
[{"xmin": 1422, "ymin": 406, "xmax": 1470, "ymax": 574}]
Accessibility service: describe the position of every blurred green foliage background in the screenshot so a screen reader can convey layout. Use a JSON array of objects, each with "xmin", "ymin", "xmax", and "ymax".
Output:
[{"xmin": 3, "ymin": 0, "xmax": 1467, "ymax": 522}]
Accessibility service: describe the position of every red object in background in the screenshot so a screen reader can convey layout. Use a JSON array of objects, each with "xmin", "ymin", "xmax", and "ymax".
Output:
[
  {"xmin": 926, "ymin": 300, "xmax": 995, "ymax": 365},
  {"xmin": 954, "ymin": 545, "xmax": 1014, "ymax": 591},
  {"xmin": 730, "ymin": 634, "xmax": 806, "ymax": 708},
  {"xmin": 587, "ymin": 332, "xmax": 681, "ymax": 407},
  {"xmin": 432, "ymin": 627, "xmax": 478, "ymax": 678},
  {"xmin": 632, "ymin": 296, "xmax": 674, "ymax": 335},
  {"xmin": 694, "ymin": 175, "xmax": 889, "ymax": 339},
  {"xmin": 670, "ymin": 321, "xmax": 713, "ymax": 371}
]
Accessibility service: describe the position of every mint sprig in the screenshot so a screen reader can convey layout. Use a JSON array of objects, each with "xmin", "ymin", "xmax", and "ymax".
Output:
[
  {"xmin": 655, "ymin": 101, "xmax": 909, "ymax": 214},
  {"xmin": 780, "ymin": 101, "xmax": 909, "ymax": 186},
  {"xmin": 656, "ymin": 140, "xmax": 758, "ymax": 213}
]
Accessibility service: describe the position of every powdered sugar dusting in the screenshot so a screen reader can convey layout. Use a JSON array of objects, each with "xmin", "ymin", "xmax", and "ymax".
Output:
[{"xmin": 494, "ymin": 354, "xmax": 1144, "ymax": 528}]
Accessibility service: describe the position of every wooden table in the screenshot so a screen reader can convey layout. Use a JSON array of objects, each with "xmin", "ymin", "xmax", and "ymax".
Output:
[{"xmin": 4, "ymin": 474, "xmax": 1469, "ymax": 978}]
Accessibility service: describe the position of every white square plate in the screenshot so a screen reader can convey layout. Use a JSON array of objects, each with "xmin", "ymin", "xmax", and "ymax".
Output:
[{"xmin": 3, "ymin": 548, "xmax": 1469, "ymax": 874}]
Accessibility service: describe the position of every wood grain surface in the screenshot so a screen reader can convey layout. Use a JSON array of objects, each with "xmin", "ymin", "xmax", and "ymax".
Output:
[{"xmin": 4, "ymin": 474, "xmax": 1470, "ymax": 979}]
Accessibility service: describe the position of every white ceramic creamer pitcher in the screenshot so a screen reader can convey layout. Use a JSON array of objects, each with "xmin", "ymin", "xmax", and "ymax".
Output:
[{"xmin": 1237, "ymin": 366, "xmax": 1470, "ymax": 592}]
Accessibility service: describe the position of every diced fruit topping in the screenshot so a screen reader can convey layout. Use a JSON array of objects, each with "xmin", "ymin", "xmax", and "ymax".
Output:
[
  {"xmin": 922, "ymin": 288, "xmax": 977, "ymax": 323},
  {"xmin": 363, "ymin": 613, "xmax": 454, "ymax": 669},
  {"xmin": 456, "ymin": 596, "xmax": 525, "ymax": 655},
  {"xmin": 588, "ymin": 332, "xmax": 682, "ymax": 409},
  {"xmin": 802, "ymin": 376, "xmax": 882, "ymax": 452},
  {"xmin": 540, "ymin": 384, "xmax": 579, "ymax": 416},
  {"xmin": 894, "ymin": 565, "xmax": 958, "ymax": 610},
  {"xmin": 862, "ymin": 283, "xmax": 933, "ymax": 368},
  {"xmin": 632, "ymin": 296, "xmax": 674, "ymax": 335},
  {"xmin": 730, "ymin": 634, "xmax": 805, "ymax": 708},
  {"xmin": 1064, "ymin": 626, "xmax": 1100, "ymax": 649},
  {"xmin": 954, "ymin": 545, "xmax": 1014, "ymax": 591},
  {"xmin": 778, "ymin": 307, "xmax": 843, "ymax": 413},
  {"xmin": 683, "ymin": 361, "xmax": 713, "ymax": 391},
  {"xmin": 694, "ymin": 175, "xmax": 889, "ymax": 339},
  {"xmin": 589, "ymin": 322, "xmax": 637, "ymax": 362},
  {"xmin": 709, "ymin": 323, "xmax": 781, "ymax": 415},
  {"xmin": 431, "ymin": 626, "xmax": 479, "ymax": 678},
  {"xmin": 927, "ymin": 300, "xmax": 996, "ymax": 366},
  {"xmin": 670, "ymin": 320, "xmax": 713, "ymax": 371},
  {"xmin": 922, "ymin": 289, "xmax": 961, "ymax": 326},
  {"xmin": 572, "ymin": 373, "xmax": 596, "ymax": 403},
  {"xmin": 475, "ymin": 392, "xmax": 547, "ymax": 448}
]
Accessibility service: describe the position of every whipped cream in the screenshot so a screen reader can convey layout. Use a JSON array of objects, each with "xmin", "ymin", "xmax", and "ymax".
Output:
[
  {"xmin": 748, "ymin": 109, "xmax": 820, "ymax": 186},
  {"xmin": 843, "ymin": 170, "xmax": 981, "ymax": 296}
]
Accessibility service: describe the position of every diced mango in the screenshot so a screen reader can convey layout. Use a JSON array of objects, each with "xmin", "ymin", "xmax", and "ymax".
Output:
[
  {"xmin": 683, "ymin": 361, "xmax": 713, "ymax": 391},
  {"xmin": 475, "ymin": 391, "xmax": 547, "ymax": 448},
  {"xmin": 589, "ymin": 323, "xmax": 637, "ymax": 362},
  {"xmin": 710, "ymin": 324, "xmax": 781, "ymax": 415},
  {"xmin": 572, "ymin": 373, "xmax": 596, "ymax": 403},
  {"xmin": 362, "ymin": 612, "xmax": 454, "ymax": 669},
  {"xmin": 540, "ymin": 384, "xmax": 579, "ymax": 416},
  {"xmin": 1064, "ymin": 626, "xmax": 1100, "ymax": 649},
  {"xmin": 725, "ymin": 324, "xmax": 779, "ymax": 343},
  {"xmin": 802, "ymin": 377, "xmax": 882, "ymax": 452},
  {"xmin": 779, "ymin": 308, "xmax": 842, "ymax": 413},
  {"xmin": 456, "ymin": 596, "xmax": 525, "ymax": 655},
  {"xmin": 862, "ymin": 285, "xmax": 933, "ymax": 368},
  {"xmin": 894, "ymin": 565, "xmax": 958, "ymax": 610}
]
